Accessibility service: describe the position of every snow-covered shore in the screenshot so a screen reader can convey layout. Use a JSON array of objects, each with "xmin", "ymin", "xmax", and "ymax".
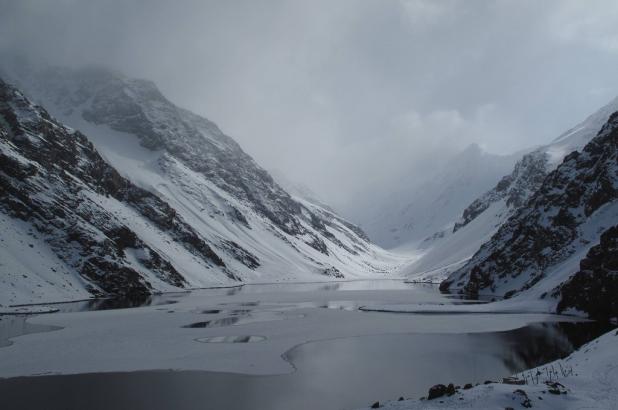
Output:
[{"xmin": 358, "ymin": 328, "xmax": 618, "ymax": 410}]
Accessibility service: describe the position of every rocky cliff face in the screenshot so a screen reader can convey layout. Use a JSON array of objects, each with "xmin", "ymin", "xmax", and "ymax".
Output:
[
  {"xmin": 453, "ymin": 150, "xmax": 548, "ymax": 233},
  {"xmin": 556, "ymin": 225, "xmax": 618, "ymax": 320},
  {"xmin": 441, "ymin": 111, "xmax": 618, "ymax": 300},
  {"xmin": 18, "ymin": 66, "xmax": 309, "ymax": 237},
  {"xmin": 0, "ymin": 66, "xmax": 391, "ymax": 304},
  {"xmin": 453, "ymin": 96, "xmax": 618, "ymax": 234},
  {"xmin": 0, "ymin": 79, "xmax": 232, "ymax": 298}
]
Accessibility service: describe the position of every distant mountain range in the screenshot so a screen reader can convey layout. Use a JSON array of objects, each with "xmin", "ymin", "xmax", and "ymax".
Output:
[{"xmin": 356, "ymin": 143, "xmax": 519, "ymax": 249}]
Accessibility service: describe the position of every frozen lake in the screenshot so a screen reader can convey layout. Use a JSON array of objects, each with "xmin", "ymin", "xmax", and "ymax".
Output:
[{"xmin": 0, "ymin": 280, "xmax": 611, "ymax": 410}]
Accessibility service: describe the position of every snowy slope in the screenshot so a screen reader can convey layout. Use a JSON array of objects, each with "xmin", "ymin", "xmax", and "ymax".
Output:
[
  {"xmin": 269, "ymin": 169, "xmax": 336, "ymax": 213},
  {"xmin": 358, "ymin": 328, "xmax": 618, "ymax": 410},
  {"xmin": 361, "ymin": 144, "xmax": 517, "ymax": 249},
  {"xmin": 454, "ymin": 95, "xmax": 618, "ymax": 233},
  {"xmin": 0, "ymin": 79, "xmax": 228, "ymax": 304},
  {"xmin": 0, "ymin": 67, "xmax": 400, "ymax": 306},
  {"xmin": 403, "ymin": 96, "xmax": 618, "ymax": 283},
  {"xmin": 441, "ymin": 110, "xmax": 618, "ymax": 308},
  {"xmin": 399, "ymin": 200, "xmax": 509, "ymax": 283}
]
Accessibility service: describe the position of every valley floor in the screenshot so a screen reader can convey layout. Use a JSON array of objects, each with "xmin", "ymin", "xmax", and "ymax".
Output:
[{"xmin": 360, "ymin": 328, "xmax": 618, "ymax": 410}]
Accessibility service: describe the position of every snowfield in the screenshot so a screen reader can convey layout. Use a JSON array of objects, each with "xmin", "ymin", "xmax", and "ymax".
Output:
[{"xmin": 358, "ymin": 328, "xmax": 618, "ymax": 410}]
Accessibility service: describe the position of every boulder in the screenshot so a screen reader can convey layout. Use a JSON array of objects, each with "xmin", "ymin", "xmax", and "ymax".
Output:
[{"xmin": 427, "ymin": 384, "xmax": 447, "ymax": 400}]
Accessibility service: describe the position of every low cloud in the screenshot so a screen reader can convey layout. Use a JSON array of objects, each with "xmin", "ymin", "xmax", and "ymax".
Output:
[{"xmin": 2, "ymin": 0, "xmax": 618, "ymax": 212}]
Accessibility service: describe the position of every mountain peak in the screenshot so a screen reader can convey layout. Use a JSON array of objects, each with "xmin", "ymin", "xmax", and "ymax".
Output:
[{"xmin": 0, "ymin": 66, "xmax": 392, "ymax": 304}]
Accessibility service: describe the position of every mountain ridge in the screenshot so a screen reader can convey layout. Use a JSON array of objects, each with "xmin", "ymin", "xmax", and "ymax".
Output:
[
  {"xmin": 440, "ymin": 110, "xmax": 618, "ymax": 309},
  {"xmin": 0, "ymin": 66, "xmax": 398, "ymax": 306}
]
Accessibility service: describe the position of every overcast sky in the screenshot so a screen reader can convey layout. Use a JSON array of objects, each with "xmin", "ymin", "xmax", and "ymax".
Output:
[{"xmin": 2, "ymin": 0, "xmax": 618, "ymax": 207}]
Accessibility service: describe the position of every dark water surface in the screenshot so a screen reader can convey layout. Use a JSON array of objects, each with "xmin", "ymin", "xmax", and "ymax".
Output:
[{"xmin": 0, "ymin": 321, "xmax": 611, "ymax": 410}]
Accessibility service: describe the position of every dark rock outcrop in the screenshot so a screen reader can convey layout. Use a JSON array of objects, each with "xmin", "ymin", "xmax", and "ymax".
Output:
[
  {"xmin": 0, "ymin": 79, "xmax": 229, "ymax": 296},
  {"xmin": 442, "ymin": 111, "xmax": 618, "ymax": 298},
  {"xmin": 2, "ymin": 65, "xmax": 377, "ymax": 284},
  {"xmin": 454, "ymin": 151, "xmax": 548, "ymax": 233},
  {"xmin": 427, "ymin": 384, "xmax": 454, "ymax": 400},
  {"xmin": 556, "ymin": 225, "xmax": 618, "ymax": 321}
]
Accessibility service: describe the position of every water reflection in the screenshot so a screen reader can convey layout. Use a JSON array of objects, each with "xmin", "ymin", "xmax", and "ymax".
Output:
[
  {"xmin": 0, "ymin": 321, "xmax": 611, "ymax": 410},
  {"xmin": 0, "ymin": 294, "xmax": 184, "ymax": 348},
  {"xmin": 183, "ymin": 310, "xmax": 305, "ymax": 329},
  {"xmin": 54, "ymin": 294, "xmax": 183, "ymax": 313},
  {"xmin": 195, "ymin": 335, "xmax": 267, "ymax": 343},
  {"xmin": 220, "ymin": 279, "xmax": 419, "ymax": 294},
  {"xmin": 498, "ymin": 321, "xmax": 615, "ymax": 371},
  {"xmin": 183, "ymin": 317, "xmax": 240, "ymax": 328}
]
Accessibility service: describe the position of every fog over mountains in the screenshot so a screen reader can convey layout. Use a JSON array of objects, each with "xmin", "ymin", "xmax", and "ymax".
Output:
[
  {"xmin": 0, "ymin": 64, "xmax": 399, "ymax": 305},
  {"xmin": 2, "ymin": 57, "xmax": 618, "ymax": 323},
  {"xmin": 4, "ymin": 1, "xmax": 618, "ymax": 212},
  {"xmin": 2, "ymin": 3, "xmax": 618, "ymax": 410}
]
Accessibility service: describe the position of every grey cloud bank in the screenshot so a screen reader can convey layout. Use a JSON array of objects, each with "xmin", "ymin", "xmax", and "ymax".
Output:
[{"xmin": 2, "ymin": 0, "xmax": 618, "ymax": 210}]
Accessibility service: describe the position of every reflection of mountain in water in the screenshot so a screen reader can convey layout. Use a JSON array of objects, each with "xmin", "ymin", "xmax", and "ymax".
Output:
[{"xmin": 496, "ymin": 322, "xmax": 615, "ymax": 372}]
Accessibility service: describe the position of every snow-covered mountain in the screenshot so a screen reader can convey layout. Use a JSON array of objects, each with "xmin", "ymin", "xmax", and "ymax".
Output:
[
  {"xmin": 0, "ymin": 68, "xmax": 397, "ymax": 306},
  {"xmin": 359, "ymin": 144, "xmax": 518, "ymax": 249},
  {"xmin": 440, "ymin": 109, "xmax": 618, "ymax": 313},
  {"xmin": 402, "ymin": 95, "xmax": 618, "ymax": 283},
  {"xmin": 269, "ymin": 168, "xmax": 337, "ymax": 214},
  {"xmin": 453, "ymin": 95, "xmax": 618, "ymax": 234}
]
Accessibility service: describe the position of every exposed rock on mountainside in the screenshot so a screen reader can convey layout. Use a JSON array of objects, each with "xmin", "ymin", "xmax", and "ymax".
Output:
[
  {"xmin": 453, "ymin": 151, "xmax": 547, "ymax": 232},
  {"xmin": 23, "ymin": 66, "xmax": 307, "ymax": 236},
  {"xmin": 0, "ymin": 79, "xmax": 228, "ymax": 298},
  {"xmin": 556, "ymin": 225, "xmax": 618, "ymax": 320},
  {"xmin": 0, "ymin": 66, "xmax": 393, "ymax": 304},
  {"xmin": 453, "ymin": 96, "xmax": 618, "ymax": 234},
  {"xmin": 441, "ymin": 111, "xmax": 618, "ymax": 299},
  {"xmin": 402, "ymin": 95, "xmax": 618, "ymax": 285}
]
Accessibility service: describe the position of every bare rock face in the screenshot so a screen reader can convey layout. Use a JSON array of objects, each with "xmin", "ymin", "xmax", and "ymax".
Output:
[
  {"xmin": 1, "ymin": 66, "xmax": 378, "ymax": 300},
  {"xmin": 441, "ymin": 111, "xmax": 618, "ymax": 299},
  {"xmin": 556, "ymin": 225, "xmax": 618, "ymax": 321},
  {"xmin": 0, "ymin": 79, "xmax": 228, "ymax": 297},
  {"xmin": 453, "ymin": 150, "xmax": 548, "ymax": 233},
  {"xmin": 453, "ymin": 95, "xmax": 618, "ymax": 235},
  {"xmin": 15, "ymin": 66, "xmax": 377, "ymax": 272},
  {"xmin": 20, "ymin": 66, "xmax": 351, "ymax": 242},
  {"xmin": 427, "ymin": 384, "xmax": 448, "ymax": 400}
]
